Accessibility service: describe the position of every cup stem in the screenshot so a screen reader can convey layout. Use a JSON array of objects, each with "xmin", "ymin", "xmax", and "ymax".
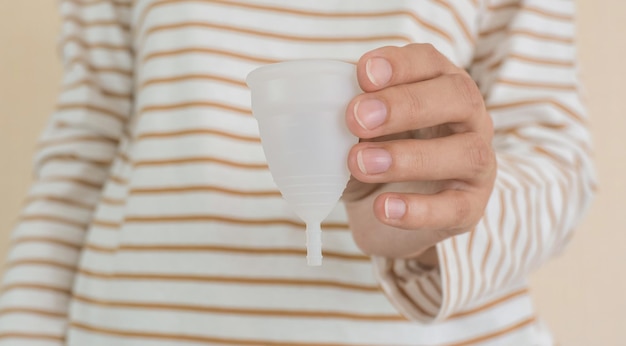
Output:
[{"xmin": 306, "ymin": 222, "xmax": 323, "ymax": 266}]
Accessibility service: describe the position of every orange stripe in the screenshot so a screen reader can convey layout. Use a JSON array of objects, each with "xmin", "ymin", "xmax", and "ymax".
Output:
[
  {"xmin": 510, "ymin": 29, "xmax": 574, "ymax": 44},
  {"xmin": 65, "ymin": 56, "xmax": 133, "ymax": 77},
  {"xmin": 61, "ymin": 78, "xmax": 131, "ymax": 99},
  {"xmin": 445, "ymin": 316, "xmax": 536, "ymax": 346},
  {"xmin": 60, "ymin": 35, "xmax": 128, "ymax": 51},
  {"xmin": 494, "ymin": 122, "xmax": 568, "ymax": 138},
  {"xmin": 140, "ymin": 74, "xmax": 246, "ymax": 89},
  {"xmin": 118, "ymin": 151, "xmax": 131, "ymax": 163},
  {"xmin": 142, "ymin": 47, "xmax": 278, "ymax": 65},
  {"xmin": 129, "ymin": 184, "xmax": 278, "ymax": 197},
  {"xmin": 78, "ymin": 268, "xmax": 380, "ymax": 292},
  {"xmin": 141, "ymin": 21, "xmax": 412, "ymax": 48},
  {"xmin": 533, "ymin": 146, "xmax": 570, "ymax": 167},
  {"xmin": 57, "ymin": 102, "xmax": 127, "ymax": 122},
  {"xmin": 223, "ymin": 0, "xmax": 455, "ymax": 42},
  {"xmin": 62, "ymin": 14, "xmax": 130, "ymax": 31},
  {"xmin": 488, "ymin": 1, "xmax": 575, "ymax": 22},
  {"xmin": 487, "ymin": 59, "xmax": 504, "ymax": 71},
  {"xmin": 487, "ymin": 53, "xmax": 575, "ymax": 72},
  {"xmin": 5, "ymin": 259, "xmax": 76, "ymax": 272},
  {"xmin": 91, "ymin": 219, "xmax": 122, "ymax": 229},
  {"xmin": 449, "ymin": 287, "xmax": 529, "ymax": 319},
  {"xmin": 511, "ymin": 163, "xmax": 533, "ymax": 274},
  {"xmin": 479, "ymin": 22, "xmax": 508, "ymax": 37},
  {"xmin": 464, "ymin": 227, "xmax": 477, "ymax": 307},
  {"xmin": 490, "ymin": 190, "xmax": 508, "ymax": 290},
  {"xmin": 70, "ymin": 321, "xmax": 380, "ymax": 346},
  {"xmin": 0, "ymin": 283, "xmax": 72, "ymax": 296},
  {"xmin": 12, "ymin": 236, "xmax": 82, "ymax": 251},
  {"xmin": 63, "ymin": 0, "xmax": 131, "ymax": 7},
  {"xmin": 139, "ymin": 101, "xmax": 251, "ymax": 116},
  {"xmin": 85, "ymin": 243, "xmax": 368, "ymax": 261},
  {"xmin": 123, "ymin": 214, "xmax": 349, "ymax": 230},
  {"xmin": 24, "ymin": 195, "xmax": 93, "ymax": 210},
  {"xmin": 554, "ymin": 175, "xmax": 571, "ymax": 248},
  {"xmin": 136, "ymin": 128, "xmax": 260, "ymax": 143},
  {"xmin": 532, "ymin": 173, "xmax": 545, "ymax": 272},
  {"xmin": 487, "ymin": 1, "xmax": 519, "ymax": 12},
  {"xmin": 83, "ymin": 243, "xmax": 118, "ymax": 253},
  {"xmin": 136, "ymin": 0, "xmax": 452, "ymax": 43},
  {"xmin": 108, "ymin": 174, "xmax": 128, "ymax": 185},
  {"xmin": 413, "ymin": 276, "xmax": 440, "ymax": 310},
  {"xmin": 545, "ymin": 173, "xmax": 558, "ymax": 230},
  {"xmin": 472, "ymin": 50, "xmax": 493, "ymax": 64},
  {"xmin": 431, "ymin": 0, "xmax": 474, "ymax": 43},
  {"xmin": 387, "ymin": 266, "xmax": 435, "ymax": 318},
  {"xmin": 487, "ymin": 99, "xmax": 585, "ymax": 124},
  {"xmin": 510, "ymin": 158, "xmax": 570, "ymax": 268},
  {"xmin": 439, "ymin": 242, "xmax": 453, "ymax": 315},
  {"xmin": 99, "ymin": 196, "xmax": 126, "ymax": 205},
  {"xmin": 72, "ymin": 294, "xmax": 402, "ymax": 321},
  {"xmin": 523, "ymin": 6, "xmax": 574, "ymax": 21},
  {"xmin": 89, "ymin": 216, "xmax": 351, "ymax": 230},
  {"xmin": 0, "ymin": 307, "xmax": 66, "ymax": 319},
  {"xmin": 478, "ymin": 209, "xmax": 494, "ymax": 298},
  {"xmin": 41, "ymin": 176, "xmax": 101, "ymax": 189},
  {"xmin": 38, "ymin": 135, "xmax": 117, "ymax": 148},
  {"xmin": 0, "ymin": 332, "xmax": 64, "ymax": 342},
  {"xmin": 507, "ymin": 53, "xmax": 575, "ymax": 67},
  {"xmin": 500, "ymin": 189, "xmax": 523, "ymax": 287},
  {"xmin": 20, "ymin": 214, "xmax": 86, "ymax": 229},
  {"xmin": 39, "ymin": 154, "xmax": 112, "ymax": 167},
  {"xmin": 133, "ymin": 156, "xmax": 266, "ymax": 169},
  {"xmin": 426, "ymin": 271, "xmax": 441, "ymax": 292},
  {"xmin": 497, "ymin": 78, "xmax": 577, "ymax": 91},
  {"xmin": 450, "ymin": 237, "xmax": 465, "ymax": 309}
]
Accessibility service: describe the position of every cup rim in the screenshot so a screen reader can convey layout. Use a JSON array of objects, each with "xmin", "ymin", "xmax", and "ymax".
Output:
[{"xmin": 246, "ymin": 59, "xmax": 355, "ymax": 87}]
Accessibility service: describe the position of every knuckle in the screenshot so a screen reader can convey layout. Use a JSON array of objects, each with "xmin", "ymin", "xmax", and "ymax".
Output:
[
  {"xmin": 402, "ymin": 85, "xmax": 423, "ymax": 119},
  {"xmin": 413, "ymin": 198, "xmax": 432, "ymax": 228},
  {"xmin": 435, "ymin": 228, "xmax": 456, "ymax": 242},
  {"xmin": 451, "ymin": 73, "xmax": 484, "ymax": 116},
  {"xmin": 408, "ymin": 142, "xmax": 429, "ymax": 173},
  {"xmin": 465, "ymin": 133, "xmax": 494, "ymax": 175},
  {"xmin": 420, "ymin": 43, "xmax": 447, "ymax": 73},
  {"xmin": 421, "ymin": 43, "xmax": 440, "ymax": 60},
  {"xmin": 451, "ymin": 193, "xmax": 473, "ymax": 228}
]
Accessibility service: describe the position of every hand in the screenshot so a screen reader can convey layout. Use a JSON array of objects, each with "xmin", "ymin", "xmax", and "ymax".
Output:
[{"xmin": 342, "ymin": 43, "xmax": 497, "ymax": 260}]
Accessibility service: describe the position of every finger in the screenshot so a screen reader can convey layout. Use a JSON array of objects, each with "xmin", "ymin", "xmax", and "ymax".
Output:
[
  {"xmin": 357, "ymin": 43, "xmax": 459, "ymax": 92},
  {"xmin": 347, "ymin": 73, "xmax": 487, "ymax": 139},
  {"xmin": 373, "ymin": 190, "xmax": 484, "ymax": 235},
  {"xmin": 348, "ymin": 132, "xmax": 496, "ymax": 184}
]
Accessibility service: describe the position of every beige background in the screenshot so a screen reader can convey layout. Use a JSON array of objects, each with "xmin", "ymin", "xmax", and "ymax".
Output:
[{"xmin": 1, "ymin": 1, "xmax": 624, "ymax": 345}]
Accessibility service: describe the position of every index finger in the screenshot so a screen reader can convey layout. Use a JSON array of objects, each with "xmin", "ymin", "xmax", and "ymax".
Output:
[{"xmin": 357, "ymin": 43, "xmax": 460, "ymax": 92}]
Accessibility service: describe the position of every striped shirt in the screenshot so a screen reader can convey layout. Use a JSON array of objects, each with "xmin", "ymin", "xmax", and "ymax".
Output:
[{"xmin": 0, "ymin": 0, "xmax": 595, "ymax": 345}]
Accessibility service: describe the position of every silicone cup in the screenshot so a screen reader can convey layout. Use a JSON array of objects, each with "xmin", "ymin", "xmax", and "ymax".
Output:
[{"xmin": 246, "ymin": 60, "xmax": 361, "ymax": 266}]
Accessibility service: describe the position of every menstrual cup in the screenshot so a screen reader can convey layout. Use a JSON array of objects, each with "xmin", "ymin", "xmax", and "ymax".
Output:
[{"xmin": 246, "ymin": 60, "xmax": 361, "ymax": 266}]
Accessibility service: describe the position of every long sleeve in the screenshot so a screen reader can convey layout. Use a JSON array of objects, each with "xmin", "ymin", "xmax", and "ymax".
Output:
[
  {"xmin": 374, "ymin": 0, "xmax": 595, "ymax": 322},
  {"xmin": 0, "ymin": 1, "xmax": 132, "ymax": 343}
]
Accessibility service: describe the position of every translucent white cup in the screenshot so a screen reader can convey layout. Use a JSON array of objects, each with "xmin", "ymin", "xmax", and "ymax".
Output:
[{"xmin": 246, "ymin": 60, "xmax": 361, "ymax": 266}]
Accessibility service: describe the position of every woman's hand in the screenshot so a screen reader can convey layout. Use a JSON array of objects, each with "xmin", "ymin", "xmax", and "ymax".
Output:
[{"xmin": 343, "ymin": 44, "xmax": 497, "ymax": 260}]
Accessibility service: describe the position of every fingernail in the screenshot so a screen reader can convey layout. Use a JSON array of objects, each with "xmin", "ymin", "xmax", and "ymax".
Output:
[
  {"xmin": 357, "ymin": 148, "xmax": 392, "ymax": 175},
  {"xmin": 385, "ymin": 197, "xmax": 406, "ymax": 220},
  {"xmin": 366, "ymin": 57, "xmax": 392, "ymax": 87},
  {"xmin": 354, "ymin": 99, "xmax": 387, "ymax": 130}
]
